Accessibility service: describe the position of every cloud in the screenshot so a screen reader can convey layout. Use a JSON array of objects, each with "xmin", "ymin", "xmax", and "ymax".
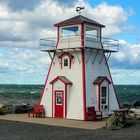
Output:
[
  {"xmin": 109, "ymin": 40, "xmax": 140, "ymax": 69},
  {"xmin": 0, "ymin": 0, "xmax": 138, "ymax": 84},
  {"xmin": 0, "ymin": 0, "xmax": 129, "ymax": 41},
  {"xmin": 0, "ymin": 0, "xmax": 131, "ymax": 46},
  {"xmin": 111, "ymin": 68, "xmax": 140, "ymax": 85},
  {"xmin": 0, "ymin": 47, "xmax": 50, "ymax": 83},
  {"xmin": 83, "ymin": 2, "xmax": 132, "ymax": 36},
  {"xmin": 0, "ymin": 0, "xmax": 43, "ymax": 11},
  {"xmin": 53, "ymin": 0, "xmax": 78, "ymax": 7},
  {"xmin": 0, "ymin": 0, "xmax": 77, "ymax": 12}
]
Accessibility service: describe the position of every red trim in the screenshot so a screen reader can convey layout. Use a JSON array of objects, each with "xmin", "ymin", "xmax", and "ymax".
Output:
[
  {"xmin": 69, "ymin": 57, "xmax": 72, "ymax": 69},
  {"xmin": 59, "ymin": 52, "xmax": 74, "ymax": 59},
  {"xmin": 39, "ymin": 27, "xmax": 60, "ymax": 104},
  {"xmin": 81, "ymin": 23, "xmax": 84, "ymax": 47},
  {"xmin": 94, "ymin": 76, "xmax": 111, "ymax": 85},
  {"xmin": 60, "ymin": 57, "xmax": 62, "ymax": 69},
  {"xmin": 54, "ymin": 21, "xmax": 105, "ymax": 28},
  {"xmin": 54, "ymin": 21, "xmax": 82, "ymax": 27},
  {"xmin": 50, "ymin": 76, "xmax": 72, "ymax": 85},
  {"xmin": 98, "ymin": 84, "xmax": 101, "ymax": 111},
  {"xmin": 52, "ymin": 84, "xmax": 54, "ymax": 117},
  {"xmin": 100, "ymin": 27, "xmax": 120, "ymax": 109},
  {"xmin": 57, "ymin": 27, "xmax": 60, "ymax": 39},
  {"xmin": 104, "ymin": 77, "xmax": 111, "ymax": 84},
  {"xmin": 65, "ymin": 84, "xmax": 67, "ymax": 118},
  {"xmin": 81, "ymin": 49, "xmax": 86, "ymax": 120},
  {"xmin": 81, "ymin": 23, "xmax": 87, "ymax": 120}
]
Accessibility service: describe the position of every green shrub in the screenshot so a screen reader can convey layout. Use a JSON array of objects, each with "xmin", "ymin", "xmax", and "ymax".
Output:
[
  {"xmin": 0, "ymin": 107, "xmax": 7, "ymax": 115},
  {"xmin": 2, "ymin": 105, "xmax": 15, "ymax": 114}
]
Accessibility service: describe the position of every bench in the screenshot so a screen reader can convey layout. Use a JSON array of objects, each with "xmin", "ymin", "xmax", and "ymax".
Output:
[
  {"xmin": 86, "ymin": 106, "xmax": 102, "ymax": 120},
  {"xmin": 28, "ymin": 104, "xmax": 45, "ymax": 118}
]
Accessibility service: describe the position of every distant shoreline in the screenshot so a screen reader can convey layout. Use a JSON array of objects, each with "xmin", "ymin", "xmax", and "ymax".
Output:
[
  {"xmin": 0, "ymin": 84, "xmax": 140, "ymax": 86},
  {"xmin": 0, "ymin": 85, "xmax": 140, "ymax": 107}
]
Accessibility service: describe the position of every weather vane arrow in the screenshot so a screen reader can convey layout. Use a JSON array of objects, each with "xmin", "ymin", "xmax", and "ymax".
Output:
[{"xmin": 76, "ymin": 6, "xmax": 85, "ymax": 15}]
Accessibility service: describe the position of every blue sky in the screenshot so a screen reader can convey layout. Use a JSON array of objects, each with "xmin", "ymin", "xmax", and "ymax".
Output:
[{"xmin": 0, "ymin": 0, "xmax": 140, "ymax": 85}]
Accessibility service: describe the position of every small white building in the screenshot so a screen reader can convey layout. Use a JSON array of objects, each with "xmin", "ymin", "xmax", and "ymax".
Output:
[{"xmin": 39, "ymin": 15, "xmax": 120, "ymax": 120}]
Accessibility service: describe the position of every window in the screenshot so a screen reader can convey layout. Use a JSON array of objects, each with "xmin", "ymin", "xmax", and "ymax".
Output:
[
  {"xmin": 56, "ymin": 93, "xmax": 62, "ymax": 105},
  {"xmin": 64, "ymin": 58, "xmax": 68, "ymax": 67},
  {"xmin": 61, "ymin": 26, "xmax": 79, "ymax": 36},
  {"xmin": 101, "ymin": 86, "xmax": 108, "ymax": 110},
  {"xmin": 101, "ymin": 87, "xmax": 107, "ymax": 98},
  {"xmin": 85, "ymin": 26, "xmax": 99, "ymax": 41}
]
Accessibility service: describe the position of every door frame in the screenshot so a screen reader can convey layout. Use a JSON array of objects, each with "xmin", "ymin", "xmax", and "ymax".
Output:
[{"xmin": 54, "ymin": 90, "xmax": 64, "ymax": 118}]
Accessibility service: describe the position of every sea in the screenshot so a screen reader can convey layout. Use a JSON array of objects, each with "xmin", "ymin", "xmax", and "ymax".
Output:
[{"xmin": 0, "ymin": 84, "xmax": 140, "ymax": 106}]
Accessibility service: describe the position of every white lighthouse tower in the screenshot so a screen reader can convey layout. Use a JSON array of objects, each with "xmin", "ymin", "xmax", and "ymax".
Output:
[{"xmin": 39, "ymin": 13, "xmax": 119, "ymax": 120}]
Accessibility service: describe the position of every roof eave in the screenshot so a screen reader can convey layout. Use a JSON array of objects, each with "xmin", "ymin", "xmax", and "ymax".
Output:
[
  {"xmin": 59, "ymin": 52, "xmax": 74, "ymax": 59},
  {"xmin": 93, "ymin": 76, "xmax": 111, "ymax": 85},
  {"xmin": 54, "ymin": 21, "xmax": 105, "ymax": 28},
  {"xmin": 84, "ymin": 21, "xmax": 105, "ymax": 28},
  {"xmin": 54, "ymin": 21, "xmax": 83, "ymax": 27},
  {"xmin": 50, "ymin": 76, "xmax": 72, "ymax": 85}
]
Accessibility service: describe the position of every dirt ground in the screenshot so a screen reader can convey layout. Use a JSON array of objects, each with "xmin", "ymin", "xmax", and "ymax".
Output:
[
  {"xmin": 0, "ymin": 114, "xmax": 106, "ymax": 130},
  {"xmin": 0, "ymin": 119, "xmax": 140, "ymax": 140}
]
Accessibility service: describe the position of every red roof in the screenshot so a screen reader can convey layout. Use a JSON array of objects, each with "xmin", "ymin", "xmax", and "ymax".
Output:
[
  {"xmin": 93, "ymin": 76, "xmax": 111, "ymax": 84},
  {"xmin": 50, "ymin": 76, "xmax": 72, "ymax": 85},
  {"xmin": 54, "ymin": 15, "xmax": 105, "ymax": 27}
]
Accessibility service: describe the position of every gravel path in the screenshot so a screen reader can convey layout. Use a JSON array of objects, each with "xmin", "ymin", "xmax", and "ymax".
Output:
[{"xmin": 0, "ymin": 120, "xmax": 140, "ymax": 140}]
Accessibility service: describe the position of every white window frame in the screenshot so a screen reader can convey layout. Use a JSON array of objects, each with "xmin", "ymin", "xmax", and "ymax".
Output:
[{"xmin": 101, "ymin": 86, "xmax": 108, "ymax": 111}]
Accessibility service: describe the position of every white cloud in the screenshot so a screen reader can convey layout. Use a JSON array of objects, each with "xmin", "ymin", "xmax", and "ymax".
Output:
[
  {"xmin": 83, "ymin": 2, "xmax": 131, "ymax": 36},
  {"xmin": 110, "ymin": 40, "xmax": 140, "ymax": 69},
  {"xmin": 114, "ymin": 52, "xmax": 126, "ymax": 61},
  {"xmin": 0, "ymin": 62, "xmax": 10, "ymax": 67},
  {"xmin": 111, "ymin": 68, "xmax": 140, "ymax": 85},
  {"xmin": 0, "ymin": 0, "xmax": 131, "ymax": 44},
  {"xmin": 0, "ymin": 48, "xmax": 50, "ymax": 75},
  {"xmin": 0, "ymin": 0, "xmax": 138, "ymax": 84}
]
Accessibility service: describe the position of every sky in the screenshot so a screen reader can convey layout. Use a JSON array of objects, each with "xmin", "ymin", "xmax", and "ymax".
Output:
[{"xmin": 0, "ymin": 0, "xmax": 140, "ymax": 85}]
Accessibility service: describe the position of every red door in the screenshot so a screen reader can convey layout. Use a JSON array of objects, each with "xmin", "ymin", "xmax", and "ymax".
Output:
[{"xmin": 55, "ymin": 91, "xmax": 64, "ymax": 118}]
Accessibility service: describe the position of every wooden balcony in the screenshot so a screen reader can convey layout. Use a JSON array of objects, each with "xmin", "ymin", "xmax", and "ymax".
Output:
[{"xmin": 39, "ymin": 34, "xmax": 119, "ymax": 53}]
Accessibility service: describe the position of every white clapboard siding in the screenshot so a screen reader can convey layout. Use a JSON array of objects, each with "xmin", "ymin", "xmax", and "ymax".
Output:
[
  {"xmin": 85, "ymin": 50, "xmax": 119, "ymax": 115},
  {"xmin": 40, "ymin": 51, "xmax": 84, "ymax": 120}
]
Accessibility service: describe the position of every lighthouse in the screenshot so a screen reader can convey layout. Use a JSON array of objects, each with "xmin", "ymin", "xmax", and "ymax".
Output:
[{"xmin": 39, "ymin": 14, "xmax": 119, "ymax": 120}]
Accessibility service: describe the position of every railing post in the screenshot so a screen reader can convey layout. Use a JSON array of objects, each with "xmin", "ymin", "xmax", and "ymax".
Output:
[{"xmin": 81, "ymin": 23, "xmax": 84, "ymax": 47}]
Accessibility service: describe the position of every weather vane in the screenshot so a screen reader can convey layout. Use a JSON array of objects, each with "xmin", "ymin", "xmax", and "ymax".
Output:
[{"xmin": 76, "ymin": 6, "xmax": 85, "ymax": 15}]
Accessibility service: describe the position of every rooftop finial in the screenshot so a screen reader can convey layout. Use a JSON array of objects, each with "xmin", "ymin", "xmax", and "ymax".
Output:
[{"xmin": 76, "ymin": 6, "xmax": 84, "ymax": 15}]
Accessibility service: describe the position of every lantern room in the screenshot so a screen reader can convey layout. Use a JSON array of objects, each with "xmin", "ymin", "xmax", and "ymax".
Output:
[
  {"xmin": 40, "ymin": 15, "xmax": 118, "ymax": 53},
  {"xmin": 54, "ymin": 15, "xmax": 105, "ymax": 49}
]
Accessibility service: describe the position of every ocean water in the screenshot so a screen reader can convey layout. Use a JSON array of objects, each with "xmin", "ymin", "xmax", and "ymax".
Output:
[
  {"xmin": 0, "ymin": 84, "xmax": 42, "ymax": 105},
  {"xmin": 0, "ymin": 84, "xmax": 140, "ymax": 105}
]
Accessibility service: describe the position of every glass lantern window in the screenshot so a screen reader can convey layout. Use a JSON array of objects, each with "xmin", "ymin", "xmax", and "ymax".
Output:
[
  {"xmin": 61, "ymin": 26, "xmax": 79, "ymax": 36},
  {"xmin": 85, "ymin": 26, "xmax": 99, "ymax": 40}
]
